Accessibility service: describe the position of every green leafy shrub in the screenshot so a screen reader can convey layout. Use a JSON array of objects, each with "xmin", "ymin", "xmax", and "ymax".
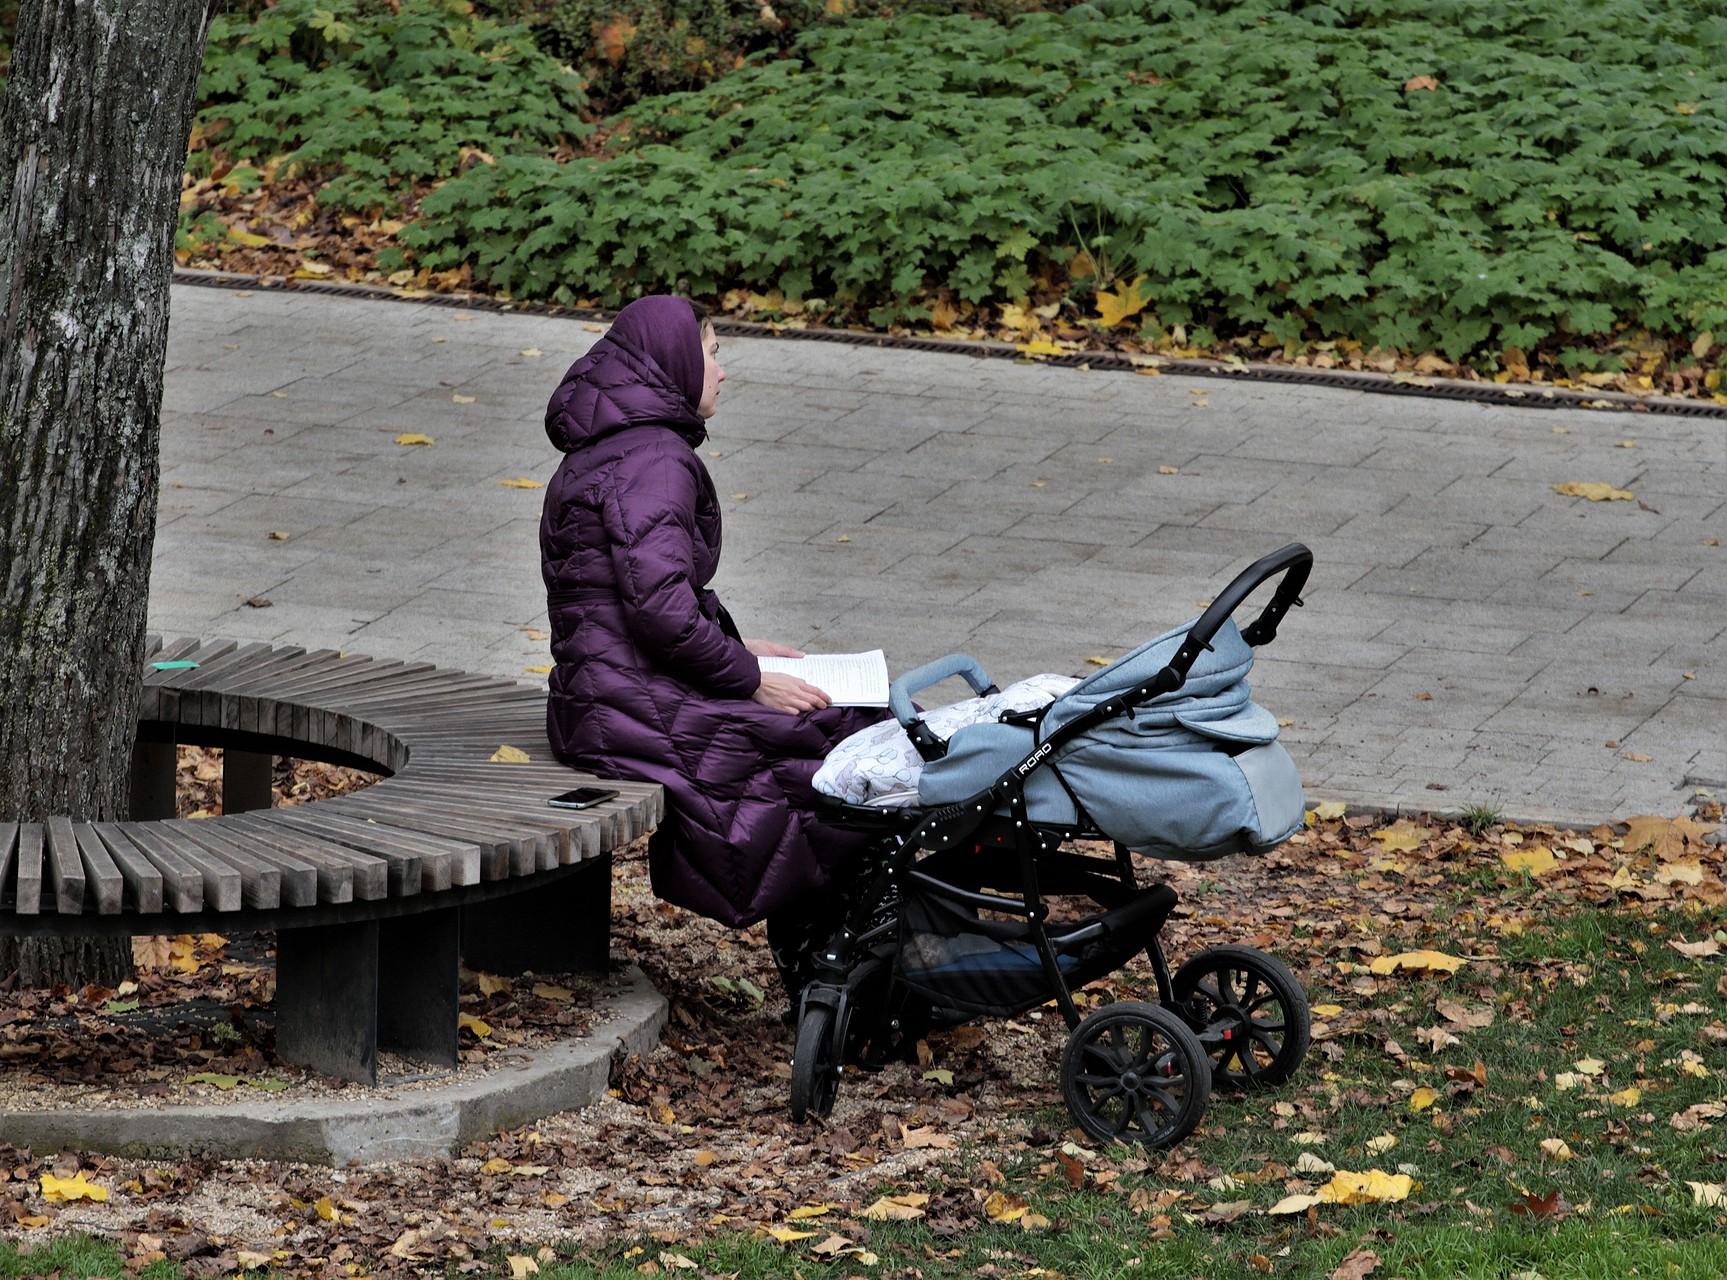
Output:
[
  {"xmin": 516, "ymin": 0, "xmax": 1068, "ymax": 113},
  {"xmin": 405, "ymin": 0, "xmax": 1726, "ymax": 363},
  {"xmin": 197, "ymin": 0, "xmax": 588, "ymax": 211}
]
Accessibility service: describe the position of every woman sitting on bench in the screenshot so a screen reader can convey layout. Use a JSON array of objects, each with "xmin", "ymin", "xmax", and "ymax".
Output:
[{"xmin": 539, "ymin": 295, "xmax": 886, "ymax": 999}]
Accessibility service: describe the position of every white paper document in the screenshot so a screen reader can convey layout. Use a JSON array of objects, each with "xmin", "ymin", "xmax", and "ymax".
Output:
[{"xmin": 757, "ymin": 649, "xmax": 890, "ymax": 707}]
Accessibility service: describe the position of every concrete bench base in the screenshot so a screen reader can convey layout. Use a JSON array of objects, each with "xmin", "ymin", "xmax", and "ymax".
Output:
[{"xmin": 0, "ymin": 965, "xmax": 666, "ymax": 1164}]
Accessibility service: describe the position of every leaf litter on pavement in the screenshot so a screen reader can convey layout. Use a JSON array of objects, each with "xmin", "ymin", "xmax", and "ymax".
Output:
[{"xmin": 0, "ymin": 765, "xmax": 1721, "ymax": 1276}]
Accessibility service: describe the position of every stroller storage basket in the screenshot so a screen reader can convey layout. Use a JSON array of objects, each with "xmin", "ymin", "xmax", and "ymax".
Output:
[{"xmin": 896, "ymin": 877, "xmax": 1177, "ymax": 1020}]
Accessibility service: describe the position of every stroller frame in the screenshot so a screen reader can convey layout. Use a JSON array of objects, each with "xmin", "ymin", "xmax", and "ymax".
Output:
[{"xmin": 790, "ymin": 544, "xmax": 1315, "ymax": 1148}]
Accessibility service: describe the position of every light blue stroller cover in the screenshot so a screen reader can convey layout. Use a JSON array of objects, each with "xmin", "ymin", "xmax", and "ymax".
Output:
[{"xmin": 916, "ymin": 618, "xmax": 1305, "ymax": 861}]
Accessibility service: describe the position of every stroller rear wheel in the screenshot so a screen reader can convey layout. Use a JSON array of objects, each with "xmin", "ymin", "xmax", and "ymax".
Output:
[
  {"xmin": 1060, "ymin": 1001, "xmax": 1211, "ymax": 1149},
  {"xmin": 789, "ymin": 993, "xmax": 848, "ymax": 1122},
  {"xmin": 1172, "ymin": 945, "xmax": 1310, "ymax": 1089}
]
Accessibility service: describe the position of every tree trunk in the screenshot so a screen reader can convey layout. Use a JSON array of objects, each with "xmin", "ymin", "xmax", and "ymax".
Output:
[{"xmin": 0, "ymin": 0, "xmax": 221, "ymax": 988}]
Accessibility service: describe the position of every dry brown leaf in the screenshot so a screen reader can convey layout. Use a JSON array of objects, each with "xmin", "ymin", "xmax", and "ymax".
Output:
[{"xmin": 1330, "ymin": 1247, "xmax": 1381, "ymax": 1280}]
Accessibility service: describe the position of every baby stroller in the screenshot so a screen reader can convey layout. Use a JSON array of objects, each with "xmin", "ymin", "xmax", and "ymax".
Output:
[{"xmin": 791, "ymin": 544, "xmax": 1315, "ymax": 1149}]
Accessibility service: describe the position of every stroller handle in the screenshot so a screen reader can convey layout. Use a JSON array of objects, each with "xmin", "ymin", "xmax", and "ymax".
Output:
[
  {"xmin": 1167, "ymin": 541, "xmax": 1312, "ymax": 679},
  {"xmin": 889, "ymin": 653, "xmax": 998, "ymax": 761}
]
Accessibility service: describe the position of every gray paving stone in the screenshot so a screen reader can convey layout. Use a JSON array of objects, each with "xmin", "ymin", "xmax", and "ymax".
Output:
[{"xmin": 150, "ymin": 282, "xmax": 1724, "ymax": 825}]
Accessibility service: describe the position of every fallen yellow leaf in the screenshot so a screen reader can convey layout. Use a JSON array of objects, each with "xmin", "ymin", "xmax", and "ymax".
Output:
[
  {"xmin": 1321, "ymin": 1170, "xmax": 1413, "ymax": 1205},
  {"xmin": 1689, "ymin": 1181, "xmax": 1727, "ymax": 1208},
  {"xmin": 1268, "ymin": 1193, "xmax": 1323, "ymax": 1215},
  {"xmin": 395, "ymin": 433, "xmax": 435, "ymax": 446},
  {"xmin": 1608, "ymin": 1086, "xmax": 1642, "ymax": 1107},
  {"xmin": 1369, "ymin": 950, "xmax": 1466, "ymax": 976},
  {"xmin": 459, "ymin": 1012, "xmax": 492, "ymax": 1038},
  {"xmin": 1308, "ymin": 801, "xmax": 1348, "ymax": 823},
  {"xmin": 1094, "ymin": 274, "xmax": 1154, "ymax": 327},
  {"xmin": 497, "ymin": 477, "xmax": 545, "ymax": 489},
  {"xmin": 507, "ymin": 1255, "xmax": 540, "ymax": 1279},
  {"xmin": 787, "ymin": 1203, "xmax": 833, "ymax": 1220},
  {"xmin": 490, "ymin": 745, "xmax": 530, "ymax": 762},
  {"xmin": 1409, "ymin": 1087, "xmax": 1441, "ymax": 1113},
  {"xmin": 40, "ymin": 1172, "xmax": 108, "ymax": 1203},
  {"xmin": 1539, "ymin": 1138, "xmax": 1575, "ymax": 1161},
  {"xmin": 1554, "ymin": 481, "xmax": 1634, "ymax": 502},
  {"xmin": 452, "ymin": 394, "xmax": 477, "ymax": 404},
  {"xmin": 766, "ymin": 1226, "xmax": 820, "ymax": 1243},
  {"xmin": 859, "ymin": 1192, "xmax": 929, "ymax": 1221},
  {"xmin": 983, "ymin": 1189, "xmax": 1030, "ymax": 1223},
  {"xmin": 1017, "ymin": 338, "xmax": 1070, "ymax": 357},
  {"xmin": 1371, "ymin": 821, "xmax": 1431, "ymax": 853},
  {"xmin": 1501, "ymin": 847, "xmax": 1557, "ymax": 875}
]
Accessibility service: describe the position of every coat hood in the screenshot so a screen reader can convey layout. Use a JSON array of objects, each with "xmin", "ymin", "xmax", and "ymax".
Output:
[{"xmin": 545, "ymin": 295, "xmax": 708, "ymax": 453}]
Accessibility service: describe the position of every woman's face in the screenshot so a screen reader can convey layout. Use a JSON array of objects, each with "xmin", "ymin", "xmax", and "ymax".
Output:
[{"xmin": 697, "ymin": 323, "xmax": 726, "ymax": 419}]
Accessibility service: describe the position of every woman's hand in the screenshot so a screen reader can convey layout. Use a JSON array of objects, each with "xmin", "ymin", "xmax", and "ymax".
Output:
[
  {"xmin": 744, "ymin": 638, "xmax": 805, "ymax": 658},
  {"xmin": 752, "ymin": 672, "xmax": 831, "ymax": 715}
]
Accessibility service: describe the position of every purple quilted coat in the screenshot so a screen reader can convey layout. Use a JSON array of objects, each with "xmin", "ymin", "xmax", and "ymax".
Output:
[{"xmin": 540, "ymin": 296, "xmax": 882, "ymax": 926}]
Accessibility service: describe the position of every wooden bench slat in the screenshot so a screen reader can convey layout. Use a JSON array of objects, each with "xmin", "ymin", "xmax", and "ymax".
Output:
[
  {"xmin": 70, "ymin": 823, "xmax": 126, "ymax": 915},
  {"xmin": 117, "ymin": 821, "xmax": 238, "ymax": 912},
  {"xmin": 319, "ymin": 793, "xmax": 527, "ymax": 880},
  {"xmin": 344, "ymin": 793, "xmax": 549, "ymax": 880},
  {"xmin": 14, "ymin": 824, "xmax": 44, "ymax": 914},
  {"xmin": 88, "ymin": 823, "xmax": 166, "ymax": 914},
  {"xmin": 140, "ymin": 636, "xmax": 222, "ymax": 677},
  {"xmin": 327, "ymin": 675, "xmax": 518, "ymax": 715},
  {"xmin": 177, "ymin": 822, "xmax": 316, "ymax": 908},
  {"xmin": 395, "ymin": 764, "xmax": 664, "ymax": 835},
  {"xmin": 257, "ymin": 657, "xmax": 429, "ymax": 704},
  {"xmin": 373, "ymin": 779, "xmax": 605, "ymax": 866},
  {"xmin": 0, "ymin": 822, "xmax": 17, "ymax": 910},
  {"xmin": 162, "ymin": 823, "xmax": 280, "ymax": 909},
  {"xmin": 226, "ymin": 812, "xmax": 396, "ymax": 902},
  {"xmin": 234, "ymin": 809, "xmax": 423, "ymax": 897},
  {"xmin": 257, "ymin": 807, "xmax": 475, "ymax": 889},
  {"xmin": 43, "ymin": 817, "xmax": 88, "ymax": 916},
  {"xmin": 167, "ymin": 640, "xmax": 280, "ymax": 692},
  {"xmin": 213, "ymin": 647, "xmax": 352, "ymax": 695}
]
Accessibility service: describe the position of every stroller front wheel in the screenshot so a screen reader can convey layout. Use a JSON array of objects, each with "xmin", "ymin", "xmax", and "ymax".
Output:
[
  {"xmin": 789, "ymin": 995, "xmax": 846, "ymax": 1122},
  {"xmin": 1171, "ymin": 944, "xmax": 1311, "ymax": 1089},
  {"xmin": 1060, "ymin": 1001, "xmax": 1211, "ymax": 1150}
]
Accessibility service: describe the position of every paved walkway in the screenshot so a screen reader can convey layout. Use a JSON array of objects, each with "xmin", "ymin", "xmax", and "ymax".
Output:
[{"xmin": 153, "ymin": 283, "xmax": 1724, "ymax": 826}]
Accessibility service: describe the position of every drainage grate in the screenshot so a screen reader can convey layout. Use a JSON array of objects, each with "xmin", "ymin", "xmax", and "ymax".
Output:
[{"xmin": 174, "ymin": 269, "xmax": 1727, "ymax": 420}]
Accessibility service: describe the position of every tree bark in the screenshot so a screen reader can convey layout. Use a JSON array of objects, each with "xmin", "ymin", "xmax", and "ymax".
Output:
[{"xmin": 0, "ymin": 0, "xmax": 221, "ymax": 987}]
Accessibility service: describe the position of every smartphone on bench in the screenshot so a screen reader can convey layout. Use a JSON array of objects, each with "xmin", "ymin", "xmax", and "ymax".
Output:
[{"xmin": 547, "ymin": 786, "xmax": 618, "ymax": 810}]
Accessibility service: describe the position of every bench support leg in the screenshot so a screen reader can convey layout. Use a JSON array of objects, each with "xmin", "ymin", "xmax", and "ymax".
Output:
[
  {"xmin": 379, "ymin": 908, "xmax": 460, "ymax": 1069},
  {"xmin": 461, "ymin": 853, "xmax": 612, "ymax": 976},
  {"xmin": 276, "ymin": 922, "xmax": 379, "ymax": 1085},
  {"xmin": 129, "ymin": 739, "xmax": 178, "ymax": 820},
  {"xmin": 223, "ymin": 749, "xmax": 275, "ymax": 814}
]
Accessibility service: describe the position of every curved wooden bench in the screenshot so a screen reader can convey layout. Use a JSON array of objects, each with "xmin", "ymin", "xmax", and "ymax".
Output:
[{"xmin": 0, "ymin": 638, "xmax": 662, "ymax": 1084}]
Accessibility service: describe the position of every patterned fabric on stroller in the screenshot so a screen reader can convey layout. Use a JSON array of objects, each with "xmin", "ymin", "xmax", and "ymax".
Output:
[{"xmin": 790, "ymin": 544, "xmax": 1317, "ymax": 1149}]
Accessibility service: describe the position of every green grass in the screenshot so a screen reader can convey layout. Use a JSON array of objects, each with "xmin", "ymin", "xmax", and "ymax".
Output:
[
  {"xmin": 455, "ymin": 906, "xmax": 1724, "ymax": 1280},
  {"xmin": 0, "ymin": 1235, "xmax": 178, "ymax": 1279}
]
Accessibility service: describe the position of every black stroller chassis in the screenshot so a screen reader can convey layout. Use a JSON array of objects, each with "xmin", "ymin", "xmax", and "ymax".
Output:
[{"xmin": 789, "ymin": 544, "xmax": 1316, "ymax": 1148}]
